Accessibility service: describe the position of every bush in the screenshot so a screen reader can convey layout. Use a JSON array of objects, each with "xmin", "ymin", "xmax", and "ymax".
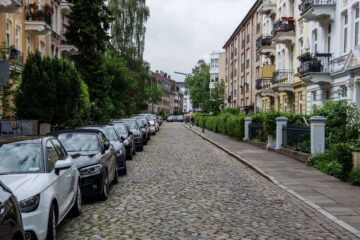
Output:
[
  {"xmin": 349, "ymin": 168, "xmax": 360, "ymax": 186},
  {"xmin": 307, "ymin": 144, "xmax": 353, "ymax": 181}
]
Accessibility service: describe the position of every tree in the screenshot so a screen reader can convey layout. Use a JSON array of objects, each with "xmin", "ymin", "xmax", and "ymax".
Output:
[
  {"xmin": 209, "ymin": 80, "xmax": 225, "ymax": 113},
  {"xmin": 185, "ymin": 60, "xmax": 210, "ymax": 111},
  {"xmin": 147, "ymin": 85, "xmax": 163, "ymax": 112},
  {"xmin": 65, "ymin": 0, "xmax": 113, "ymax": 122},
  {"xmin": 109, "ymin": 0, "xmax": 150, "ymax": 62},
  {"xmin": 16, "ymin": 52, "xmax": 90, "ymax": 127}
]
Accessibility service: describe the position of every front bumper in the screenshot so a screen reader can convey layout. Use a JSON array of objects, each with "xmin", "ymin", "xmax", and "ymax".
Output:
[
  {"xmin": 150, "ymin": 126, "xmax": 156, "ymax": 133},
  {"xmin": 22, "ymin": 205, "xmax": 49, "ymax": 240},
  {"xmin": 80, "ymin": 172, "xmax": 103, "ymax": 196},
  {"xmin": 116, "ymin": 153, "xmax": 126, "ymax": 170},
  {"xmin": 134, "ymin": 137, "xmax": 142, "ymax": 147}
]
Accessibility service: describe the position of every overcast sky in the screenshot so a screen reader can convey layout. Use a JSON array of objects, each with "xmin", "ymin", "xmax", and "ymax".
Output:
[{"xmin": 143, "ymin": 0, "xmax": 254, "ymax": 82}]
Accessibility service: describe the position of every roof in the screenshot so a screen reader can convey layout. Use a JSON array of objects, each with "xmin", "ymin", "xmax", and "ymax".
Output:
[
  {"xmin": 223, "ymin": 0, "xmax": 262, "ymax": 49},
  {"xmin": 0, "ymin": 135, "xmax": 45, "ymax": 145}
]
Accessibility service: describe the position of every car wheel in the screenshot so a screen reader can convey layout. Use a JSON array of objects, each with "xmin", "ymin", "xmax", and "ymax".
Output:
[
  {"xmin": 119, "ymin": 161, "xmax": 127, "ymax": 176},
  {"xmin": 138, "ymin": 145, "xmax": 144, "ymax": 151},
  {"xmin": 46, "ymin": 204, "xmax": 57, "ymax": 240},
  {"xmin": 112, "ymin": 167, "xmax": 119, "ymax": 184},
  {"xmin": 132, "ymin": 146, "xmax": 136, "ymax": 155},
  {"xmin": 71, "ymin": 184, "xmax": 82, "ymax": 217},
  {"xmin": 100, "ymin": 172, "xmax": 109, "ymax": 200},
  {"xmin": 127, "ymin": 150, "xmax": 133, "ymax": 160}
]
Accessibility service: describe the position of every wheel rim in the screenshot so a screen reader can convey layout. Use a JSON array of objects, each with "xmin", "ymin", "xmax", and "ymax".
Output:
[
  {"xmin": 52, "ymin": 208, "xmax": 56, "ymax": 239},
  {"xmin": 77, "ymin": 186, "xmax": 82, "ymax": 211}
]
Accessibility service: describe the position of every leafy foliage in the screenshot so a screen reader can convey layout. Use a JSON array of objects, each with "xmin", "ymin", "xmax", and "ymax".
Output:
[
  {"xmin": 16, "ymin": 52, "xmax": 90, "ymax": 127},
  {"xmin": 209, "ymin": 80, "xmax": 225, "ymax": 114}
]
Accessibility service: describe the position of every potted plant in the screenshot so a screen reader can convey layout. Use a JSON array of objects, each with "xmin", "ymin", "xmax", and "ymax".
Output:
[
  {"xmin": 44, "ymin": 3, "xmax": 54, "ymax": 16},
  {"xmin": 297, "ymin": 52, "xmax": 312, "ymax": 62}
]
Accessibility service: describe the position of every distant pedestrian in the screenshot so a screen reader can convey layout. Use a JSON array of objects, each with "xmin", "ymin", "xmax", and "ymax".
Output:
[
  {"xmin": 184, "ymin": 115, "xmax": 188, "ymax": 125},
  {"xmin": 190, "ymin": 116, "xmax": 195, "ymax": 128}
]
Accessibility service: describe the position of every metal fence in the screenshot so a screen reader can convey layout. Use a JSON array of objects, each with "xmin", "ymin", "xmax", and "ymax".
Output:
[
  {"xmin": 282, "ymin": 125, "xmax": 310, "ymax": 153},
  {"xmin": 249, "ymin": 123, "xmax": 267, "ymax": 142}
]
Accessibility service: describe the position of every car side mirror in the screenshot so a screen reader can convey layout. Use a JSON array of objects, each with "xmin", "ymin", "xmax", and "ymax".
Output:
[
  {"xmin": 120, "ymin": 136, "xmax": 126, "ymax": 142},
  {"xmin": 104, "ymin": 141, "xmax": 110, "ymax": 151},
  {"xmin": 54, "ymin": 159, "xmax": 72, "ymax": 175},
  {"xmin": 129, "ymin": 131, "xmax": 133, "ymax": 135}
]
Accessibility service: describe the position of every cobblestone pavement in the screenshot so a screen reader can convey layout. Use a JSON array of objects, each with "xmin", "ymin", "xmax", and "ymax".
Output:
[{"xmin": 58, "ymin": 123, "xmax": 358, "ymax": 240}]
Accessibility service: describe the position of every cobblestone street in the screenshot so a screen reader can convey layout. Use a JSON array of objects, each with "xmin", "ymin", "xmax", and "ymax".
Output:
[{"xmin": 58, "ymin": 123, "xmax": 357, "ymax": 240}]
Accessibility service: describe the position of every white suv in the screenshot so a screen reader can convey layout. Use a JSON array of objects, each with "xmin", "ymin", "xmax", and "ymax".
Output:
[{"xmin": 0, "ymin": 136, "xmax": 82, "ymax": 240}]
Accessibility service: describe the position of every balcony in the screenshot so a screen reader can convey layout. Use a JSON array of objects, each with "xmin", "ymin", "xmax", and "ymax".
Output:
[
  {"xmin": 272, "ymin": 17, "xmax": 295, "ymax": 46},
  {"xmin": 257, "ymin": 65, "xmax": 275, "ymax": 97},
  {"xmin": 0, "ymin": 0, "xmax": 22, "ymax": 13},
  {"xmin": 0, "ymin": 47, "xmax": 23, "ymax": 76},
  {"xmin": 299, "ymin": 0, "xmax": 336, "ymax": 23},
  {"xmin": 298, "ymin": 53, "xmax": 332, "ymax": 85},
  {"xmin": 271, "ymin": 70, "xmax": 294, "ymax": 92},
  {"xmin": 60, "ymin": 0, "xmax": 73, "ymax": 14},
  {"xmin": 257, "ymin": 0, "xmax": 276, "ymax": 17},
  {"xmin": 25, "ymin": 4, "xmax": 52, "ymax": 35},
  {"xmin": 256, "ymin": 35, "xmax": 275, "ymax": 56}
]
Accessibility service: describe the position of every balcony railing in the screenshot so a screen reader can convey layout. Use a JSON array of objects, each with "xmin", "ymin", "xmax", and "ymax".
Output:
[
  {"xmin": 272, "ymin": 17, "xmax": 295, "ymax": 37},
  {"xmin": 256, "ymin": 35, "xmax": 273, "ymax": 49},
  {"xmin": 299, "ymin": 0, "xmax": 336, "ymax": 14},
  {"xmin": 271, "ymin": 69, "xmax": 294, "ymax": 84},
  {"xmin": 0, "ymin": 47, "xmax": 23, "ymax": 72},
  {"xmin": 298, "ymin": 53, "xmax": 332, "ymax": 76},
  {"xmin": 25, "ymin": 5, "xmax": 52, "ymax": 26},
  {"xmin": 256, "ymin": 78, "xmax": 272, "ymax": 90}
]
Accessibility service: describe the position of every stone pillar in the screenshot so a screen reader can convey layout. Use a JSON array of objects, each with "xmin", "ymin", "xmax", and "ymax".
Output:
[
  {"xmin": 244, "ymin": 117, "xmax": 252, "ymax": 141},
  {"xmin": 309, "ymin": 116, "xmax": 326, "ymax": 154},
  {"xmin": 275, "ymin": 116, "xmax": 288, "ymax": 150},
  {"xmin": 352, "ymin": 149, "xmax": 360, "ymax": 170}
]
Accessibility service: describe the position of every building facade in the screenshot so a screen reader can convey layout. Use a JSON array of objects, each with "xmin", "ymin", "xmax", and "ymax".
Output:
[
  {"xmin": 223, "ymin": 0, "xmax": 263, "ymax": 114},
  {"xmin": 0, "ymin": 0, "xmax": 76, "ymax": 118}
]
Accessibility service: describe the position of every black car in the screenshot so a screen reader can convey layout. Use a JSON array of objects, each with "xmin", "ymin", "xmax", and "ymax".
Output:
[
  {"xmin": 0, "ymin": 180, "xmax": 25, "ymax": 240},
  {"xmin": 133, "ymin": 119, "xmax": 148, "ymax": 145},
  {"xmin": 82, "ymin": 125, "xmax": 127, "ymax": 175},
  {"xmin": 134, "ymin": 116, "xmax": 151, "ymax": 141},
  {"xmin": 114, "ymin": 119, "xmax": 144, "ymax": 151},
  {"xmin": 51, "ymin": 129, "xmax": 118, "ymax": 200},
  {"xmin": 112, "ymin": 122, "xmax": 136, "ymax": 160}
]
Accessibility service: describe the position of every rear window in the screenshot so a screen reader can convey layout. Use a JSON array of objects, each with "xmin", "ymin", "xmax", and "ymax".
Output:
[{"xmin": 0, "ymin": 143, "xmax": 43, "ymax": 174}]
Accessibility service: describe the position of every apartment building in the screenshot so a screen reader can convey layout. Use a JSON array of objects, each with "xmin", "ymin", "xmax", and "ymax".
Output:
[
  {"xmin": 256, "ymin": 0, "xmax": 307, "ymax": 114},
  {"xmin": 0, "ymin": 0, "xmax": 76, "ymax": 117},
  {"xmin": 298, "ymin": 0, "xmax": 360, "ymax": 113},
  {"xmin": 224, "ymin": 0, "xmax": 263, "ymax": 114}
]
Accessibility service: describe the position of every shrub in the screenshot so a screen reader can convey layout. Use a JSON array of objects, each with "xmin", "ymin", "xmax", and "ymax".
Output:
[
  {"xmin": 307, "ymin": 144, "xmax": 353, "ymax": 181},
  {"xmin": 349, "ymin": 168, "xmax": 360, "ymax": 186}
]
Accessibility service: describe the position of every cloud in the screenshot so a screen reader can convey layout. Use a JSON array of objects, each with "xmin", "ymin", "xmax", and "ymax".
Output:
[{"xmin": 143, "ymin": 0, "xmax": 255, "ymax": 82}]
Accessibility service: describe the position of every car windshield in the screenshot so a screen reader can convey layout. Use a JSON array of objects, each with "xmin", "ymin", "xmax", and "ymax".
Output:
[
  {"xmin": 58, "ymin": 133, "xmax": 100, "ymax": 152},
  {"xmin": 0, "ymin": 143, "xmax": 42, "ymax": 174},
  {"xmin": 102, "ymin": 128, "xmax": 118, "ymax": 141},
  {"xmin": 136, "ymin": 120, "xmax": 143, "ymax": 127},
  {"xmin": 124, "ymin": 121, "xmax": 137, "ymax": 129},
  {"xmin": 114, "ymin": 124, "xmax": 128, "ymax": 134}
]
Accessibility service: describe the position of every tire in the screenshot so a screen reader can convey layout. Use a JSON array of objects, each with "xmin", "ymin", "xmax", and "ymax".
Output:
[
  {"xmin": 70, "ymin": 184, "xmax": 82, "ymax": 217},
  {"xmin": 112, "ymin": 167, "xmax": 120, "ymax": 184},
  {"xmin": 127, "ymin": 152, "xmax": 133, "ymax": 160},
  {"xmin": 99, "ymin": 172, "xmax": 110, "ymax": 200},
  {"xmin": 137, "ymin": 145, "xmax": 144, "ymax": 152},
  {"xmin": 132, "ymin": 145, "xmax": 136, "ymax": 155},
  {"xmin": 119, "ymin": 162, "xmax": 127, "ymax": 176},
  {"xmin": 46, "ymin": 204, "xmax": 57, "ymax": 240}
]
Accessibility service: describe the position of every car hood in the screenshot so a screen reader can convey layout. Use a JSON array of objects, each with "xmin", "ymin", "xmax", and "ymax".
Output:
[
  {"xmin": 68, "ymin": 151, "xmax": 101, "ymax": 169},
  {"xmin": 0, "ymin": 174, "xmax": 51, "ymax": 201}
]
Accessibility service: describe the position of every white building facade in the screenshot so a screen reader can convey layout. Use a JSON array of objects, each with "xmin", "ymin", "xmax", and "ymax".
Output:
[
  {"xmin": 300, "ymin": 0, "xmax": 360, "ymax": 113},
  {"xmin": 209, "ymin": 51, "xmax": 221, "ymax": 91}
]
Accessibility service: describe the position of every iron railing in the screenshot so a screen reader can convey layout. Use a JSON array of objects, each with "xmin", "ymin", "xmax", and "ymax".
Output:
[
  {"xmin": 298, "ymin": 53, "xmax": 332, "ymax": 75},
  {"xmin": 25, "ymin": 6, "xmax": 52, "ymax": 26},
  {"xmin": 256, "ymin": 35, "xmax": 273, "ymax": 49},
  {"xmin": 272, "ymin": 17, "xmax": 295, "ymax": 37},
  {"xmin": 282, "ymin": 125, "xmax": 310, "ymax": 153},
  {"xmin": 0, "ymin": 47, "xmax": 23, "ymax": 70},
  {"xmin": 272, "ymin": 69, "xmax": 294, "ymax": 84},
  {"xmin": 299, "ymin": 0, "xmax": 336, "ymax": 14},
  {"xmin": 256, "ymin": 78, "xmax": 272, "ymax": 90},
  {"xmin": 249, "ymin": 123, "xmax": 267, "ymax": 142}
]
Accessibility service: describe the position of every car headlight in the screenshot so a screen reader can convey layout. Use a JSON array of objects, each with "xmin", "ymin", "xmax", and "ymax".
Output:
[
  {"xmin": 80, "ymin": 164, "xmax": 102, "ymax": 176},
  {"xmin": 19, "ymin": 194, "xmax": 40, "ymax": 213}
]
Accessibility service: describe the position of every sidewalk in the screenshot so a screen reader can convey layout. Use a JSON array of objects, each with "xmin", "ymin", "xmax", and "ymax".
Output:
[{"xmin": 187, "ymin": 125, "xmax": 360, "ymax": 237}]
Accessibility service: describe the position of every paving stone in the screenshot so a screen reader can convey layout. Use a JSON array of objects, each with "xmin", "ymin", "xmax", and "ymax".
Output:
[{"xmin": 57, "ymin": 123, "xmax": 356, "ymax": 239}]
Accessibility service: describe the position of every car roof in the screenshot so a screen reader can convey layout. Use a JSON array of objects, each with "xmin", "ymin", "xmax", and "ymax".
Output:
[
  {"xmin": 0, "ymin": 135, "xmax": 47, "ymax": 145},
  {"xmin": 82, "ymin": 125, "xmax": 114, "ymax": 129},
  {"xmin": 49, "ymin": 129, "xmax": 103, "ymax": 136}
]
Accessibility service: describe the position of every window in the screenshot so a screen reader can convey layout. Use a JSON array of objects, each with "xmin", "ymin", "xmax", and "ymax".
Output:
[
  {"xmin": 15, "ymin": 26, "xmax": 20, "ymax": 50},
  {"xmin": 341, "ymin": 85, "xmax": 348, "ymax": 97},
  {"xmin": 283, "ymin": 95, "xmax": 287, "ymax": 112},
  {"xmin": 246, "ymin": 97, "xmax": 249, "ymax": 106},
  {"xmin": 312, "ymin": 91, "xmax": 316, "ymax": 101},
  {"xmin": 40, "ymin": 41, "xmax": 45, "ymax": 56},
  {"xmin": 312, "ymin": 30, "xmax": 318, "ymax": 53},
  {"xmin": 46, "ymin": 141, "xmax": 60, "ymax": 172},
  {"xmin": 51, "ymin": 139, "xmax": 67, "ymax": 160},
  {"xmin": 355, "ymin": 7, "xmax": 360, "ymax": 47},
  {"xmin": 327, "ymin": 24, "xmax": 331, "ymax": 53},
  {"xmin": 6, "ymin": 20, "xmax": 12, "ymax": 47},
  {"xmin": 26, "ymin": 34, "xmax": 31, "ymax": 53},
  {"xmin": 343, "ymin": 13, "xmax": 348, "ymax": 53},
  {"xmin": 298, "ymin": 92, "xmax": 303, "ymax": 114},
  {"xmin": 246, "ymin": 49, "xmax": 250, "ymax": 68}
]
